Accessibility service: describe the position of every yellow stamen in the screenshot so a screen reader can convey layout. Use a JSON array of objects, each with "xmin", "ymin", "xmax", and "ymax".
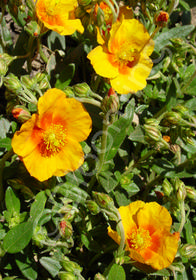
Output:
[
  {"xmin": 127, "ymin": 228, "xmax": 152, "ymax": 250},
  {"xmin": 41, "ymin": 123, "xmax": 67, "ymax": 157}
]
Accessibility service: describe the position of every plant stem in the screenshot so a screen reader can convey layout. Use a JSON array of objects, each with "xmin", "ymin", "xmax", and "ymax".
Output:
[
  {"xmin": 96, "ymin": 114, "xmax": 110, "ymax": 175},
  {"xmin": 178, "ymin": 201, "xmax": 186, "ymax": 234},
  {"xmin": 116, "ymin": 210, "xmax": 125, "ymax": 257},
  {"xmin": 75, "ymin": 97, "xmax": 101, "ymax": 108}
]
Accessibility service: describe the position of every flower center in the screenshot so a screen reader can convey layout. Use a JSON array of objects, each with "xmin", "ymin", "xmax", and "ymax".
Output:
[
  {"xmin": 40, "ymin": 123, "xmax": 67, "ymax": 157},
  {"xmin": 127, "ymin": 228, "xmax": 152, "ymax": 250},
  {"xmin": 117, "ymin": 45, "xmax": 140, "ymax": 68}
]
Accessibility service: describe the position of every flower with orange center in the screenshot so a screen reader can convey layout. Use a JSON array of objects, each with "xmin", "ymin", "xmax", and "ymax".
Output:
[
  {"xmin": 11, "ymin": 89, "xmax": 92, "ymax": 182},
  {"xmin": 35, "ymin": 0, "xmax": 84, "ymax": 35},
  {"xmin": 108, "ymin": 201, "xmax": 179, "ymax": 271},
  {"xmin": 87, "ymin": 18, "xmax": 154, "ymax": 94}
]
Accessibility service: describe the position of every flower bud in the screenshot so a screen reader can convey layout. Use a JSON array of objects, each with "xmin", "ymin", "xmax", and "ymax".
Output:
[
  {"xmin": 0, "ymin": 58, "xmax": 8, "ymax": 76},
  {"xmin": 144, "ymin": 124, "xmax": 162, "ymax": 142},
  {"xmin": 58, "ymin": 272, "xmax": 76, "ymax": 280},
  {"xmin": 145, "ymin": 118, "xmax": 159, "ymax": 127},
  {"xmin": 161, "ymin": 112, "xmax": 182, "ymax": 126},
  {"xmin": 180, "ymin": 244, "xmax": 196, "ymax": 258},
  {"xmin": 0, "ymin": 53, "xmax": 16, "ymax": 65},
  {"xmin": 155, "ymin": 11, "xmax": 169, "ymax": 27},
  {"xmin": 72, "ymin": 82, "xmax": 92, "ymax": 97},
  {"xmin": 32, "ymin": 225, "xmax": 48, "ymax": 248},
  {"xmin": 94, "ymin": 273, "xmax": 106, "ymax": 280},
  {"xmin": 78, "ymin": 0, "xmax": 92, "ymax": 7},
  {"xmin": 74, "ymin": 6, "xmax": 86, "ymax": 19},
  {"xmin": 173, "ymin": 105, "xmax": 189, "ymax": 119},
  {"xmin": 12, "ymin": 105, "xmax": 31, "ymax": 123},
  {"xmin": 59, "ymin": 220, "xmax": 73, "ymax": 239},
  {"xmin": 163, "ymin": 56, "xmax": 171, "ymax": 73},
  {"xmin": 185, "ymin": 186, "xmax": 196, "ymax": 202},
  {"xmin": 4, "ymin": 73, "xmax": 22, "ymax": 92},
  {"xmin": 101, "ymin": 88, "xmax": 119, "ymax": 114},
  {"xmin": 162, "ymin": 178, "xmax": 173, "ymax": 196},
  {"xmin": 175, "ymin": 179, "xmax": 186, "ymax": 202},
  {"xmin": 92, "ymin": 191, "xmax": 114, "ymax": 210},
  {"xmin": 61, "ymin": 257, "xmax": 82, "ymax": 273},
  {"xmin": 21, "ymin": 75, "xmax": 36, "ymax": 89},
  {"xmin": 86, "ymin": 200, "xmax": 100, "ymax": 215},
  {"xmin": 24, "ymin": 21, "xmax": 41, "ymax": 37}
]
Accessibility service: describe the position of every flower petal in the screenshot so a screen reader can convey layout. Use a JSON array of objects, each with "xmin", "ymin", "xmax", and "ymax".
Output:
[
  {"xmin": 119, "ymin": 201, "xmax": 145, "ymax": 236},
  {"xmin": 87, "ymin": 46, "xmax": 119, "ymax": 78},
  {"xmin": 12, "ymin": 114, "xmax": 40, "ymax": 157},
  {"xmin": 136, "ymin": 202, "xmax": 172, "ymax": 233}
]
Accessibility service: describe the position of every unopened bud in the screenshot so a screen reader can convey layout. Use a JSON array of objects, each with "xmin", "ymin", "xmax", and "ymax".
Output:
[
  {"xmin": 12, "ymin": 105, "xmax": 31, "ymax": 122},
  {"xmin": 185, "ymin": 186, "xmax": 196, "ymax": 202},
  {"xmin": 161, "ymin": 111, "xmax": 182, "ymax": 126},
  {"xmin": 175, "ymin": 179, "xmax": 186, "ymax": 201},
  {"xmin": 162, "ymin": 179, "xmax": 173, "ymax": 196},
  {"xmin": 4, "ymin": 73, "xmax": 22, "ymax": 92},
  {"xmin": 24, "ymin": 21, "xmax": 41, "ymax": 37},
  {"xmin": 86, "ymin": 200, "xmax": 100, "ymax": 215},
  {"xmin": 101, "ymin": 88, "xmax": 119, "ymax": 114},
  {"xmin": 173, "ymin": 105, "xmax": 189, "ymax": 119},
  {"xmin": 58, "ymin": 272, "xmax": 76, "ymax": 280},
  {"xmin": 78, "ymin": 0, "xmax": 92, "ymax": 6},
  {"xmin": 59, "ymin": 220, "xmax": 73, "ymax": 239},
  {"xmin": 21, "ymin": 75, "xmax": 35, "ymax": 89},
  {"xmin": 94, "ymin": 273, "xmax": 106, "ymax": 280},
  {"xmin": 155, "ymin": 11, "xmax": 169, "ymax": 27},
  {"xmin": 72, "ymin": 82, "xmax": 92, "ymax": 97},
  {"xmin": 0, "ymin": 53, "xmax": 16, "ymax": 65},
  {"xmin": 145, "ymin": 118, "xmax": 159, "ymax": 126},
  {"xmin": 74, "ymin": 6, "xmax": 86, "ymax": 19},
  {"xmin": 163, "ymin": 56, "xmax": 171, "ymax": 73},
  {"xmin": 32, "ymin": 225, "xmax": 48, "ymax": 248},
  {"xmin": 180, "ymin": 244, "xmax": 196, "ymax": 258},
  {"xmin": 61, "ymin": 258, "xmax": 82, "ymax": 273},
  {"xmin": 0, "ymin": 59, "xmax": 8, "ymax": 76},
  {"xmin": 92, "ymin": 191, "xmax": 114, "ymax": 210},
  {"xmin": 144, "ymin": 124, "xmax": 162, "ymax": 142}
]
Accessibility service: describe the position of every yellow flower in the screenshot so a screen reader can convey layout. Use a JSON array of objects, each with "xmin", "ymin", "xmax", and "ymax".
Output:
[
  {"xmin": 35, "ymin": 0, "xmax": 84, "ymax": 35},
  {"xmin": 87, "ymin": 19, "xmax": 154, "ymax": 94},
  {"xmin": 12, "ymin": 89, "xmax": 92, "ymax": 182},
  {"xmin": 108, "ymin": 201, "xmax": 179, "ymax": 271}
]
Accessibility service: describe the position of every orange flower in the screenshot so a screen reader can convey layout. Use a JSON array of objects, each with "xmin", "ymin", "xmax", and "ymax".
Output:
[
  {"xmin": 108, "ymin": 201, "xmax": 179, "ymax": 271},
  {"xmin": 12, "ymin": 89, "xmax": 92, "ymax": 182},
  {"xmin": 87, "ymin": 19, "xmax": 154, "ymax": 94},
  {"xmin": 35, "ymin": 0, "xmax": 84, "ymax": 35}
]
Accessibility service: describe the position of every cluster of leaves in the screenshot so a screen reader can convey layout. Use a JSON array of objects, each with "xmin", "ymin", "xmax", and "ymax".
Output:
[{"xmin": 0, "ymin": 0, "xmax": 196, "ymax": 279}]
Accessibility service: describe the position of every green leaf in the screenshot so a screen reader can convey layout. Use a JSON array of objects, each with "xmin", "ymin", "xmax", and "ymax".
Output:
[
  {"xmin": 128, "ymin": 126, "xmax": 146, "ymax": 144},
  {"xmin": 46, "ymin": 53, "xmax": 56, "ymax": 75},
  {"xmin": 99, "ymin": 171, "xmax": 119, "ymax": 193},
  {"xmin": 47, "ymin": 31, "xmax": 66, "ymax": 51},
  {"xmin": 184, "ymin": 77, "xmax": 196, "ymax": 95},
  {"xmin": 108, "ymin": 264, "xmax": 126, "ymax": 280},
  {"xmin": 0, "ymin": 118, "xmax": 10, "ymax": 139},
  {"xmin": 105, "ymin": 99, "xmax": 135, "ymax": 161},
  {"xmin": 29, "ymin": 191, "xmax": 47, "ymax": 226},
  {"xmin": 5, "ymin": 186, "xmax": 20, "ymax": 216},
  {"xmin": 3, "ymin": 221, "xmax": 34, "ymax": 253},
  {"xmin": 55, "ymin": 63, "xmax": 75, "ymax": 89},
  {"xmin": 154, "ymin": 25, "xmax": 195, "ymax": 52},
  {"xmin": 15, "ymin": 254, "xmax": 38, "ymax": 280},
  {"xmin": 0, "ymin": 138, "xmax": 12, "ymax": 150},
  {"xmin": 54, "ymin": 183, "xmax": 89, "ymax": 204},
  {"xmin": 39, "ymin": 257, "xmax": 62, "ymax": 278}
]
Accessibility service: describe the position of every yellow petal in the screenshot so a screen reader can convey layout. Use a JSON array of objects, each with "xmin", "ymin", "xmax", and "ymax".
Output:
[
  {"xmin": 65, "ymin": 98, "xmax": 92, "ymax": 142},
  {"xmin": 119, "ymin": 201, "xmax": 145, "ymax": 236},
  {"xmin": 108, "ymin": 226, "xmax": 121, "ymax": 245},
  {"xmin": 136, "ymin": 202, "xmax": 172, "ymax": 232},
  {"xmin": 87, "ymin": 46, "xmax": 119, "ymax": 78},
  {"xmin": 12, "ymin": 114, "xmax": 39, "ymax": 157}
]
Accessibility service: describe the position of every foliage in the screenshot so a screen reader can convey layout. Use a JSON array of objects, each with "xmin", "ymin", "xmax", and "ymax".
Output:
[{"xmin": 0, "ymin": 0, "xmax": 196, "ymax": 279}]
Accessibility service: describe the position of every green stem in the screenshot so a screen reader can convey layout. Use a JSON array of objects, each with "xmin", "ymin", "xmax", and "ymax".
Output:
[
  {"xmin": 75, "ymin": 97, "xmax": 101, "ymax": 108},
  {"xmin": 167, "ymin": 0, "xmax": 177, "ymax": 15},
  {"xmin": 96, "ymin": 114, "xmax": 110, "ymax": 175},
  {"xmin": 178, "ymin": 201, "xmax": 186, "ymax": 234},
  {"xmin": 116, "ymin": 210, "xmax": 125, "ymax": 257},
  {"xmin": 0, "ymin": 149, "xmax": 14, "ymax": 202}
]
